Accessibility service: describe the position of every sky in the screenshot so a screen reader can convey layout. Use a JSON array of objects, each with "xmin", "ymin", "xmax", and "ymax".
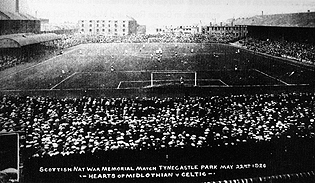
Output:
[{"xmin": 27, "ymin": 0, "xmax": 315, "ymax": 27}]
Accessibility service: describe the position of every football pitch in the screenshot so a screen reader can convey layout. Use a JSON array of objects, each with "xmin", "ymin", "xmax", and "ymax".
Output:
[{"xmin": 0, "ymin": 43, "xmax": 313, "ymax": 93}]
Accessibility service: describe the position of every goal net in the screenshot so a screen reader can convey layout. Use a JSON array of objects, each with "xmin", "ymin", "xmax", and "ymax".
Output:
[{"xmin": 150, "ymin": 71, "xmax": 197, "ymax": 87}]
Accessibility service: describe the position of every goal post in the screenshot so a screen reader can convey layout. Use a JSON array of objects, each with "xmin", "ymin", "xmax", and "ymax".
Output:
[{"xmin": 150, "ymin": 71, "xmax": 197, "ymax": 87}]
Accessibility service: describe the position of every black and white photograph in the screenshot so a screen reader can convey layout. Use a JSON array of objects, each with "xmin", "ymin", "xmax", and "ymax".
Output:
[{"xmin": 0, "ymin": 0, "xmax": 315, "ymax": 182}]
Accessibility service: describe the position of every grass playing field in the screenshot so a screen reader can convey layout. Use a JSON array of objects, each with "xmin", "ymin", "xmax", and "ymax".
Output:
[{"xmin": 0, "ymin": 43, "xmax": 314, "ymax": 94}]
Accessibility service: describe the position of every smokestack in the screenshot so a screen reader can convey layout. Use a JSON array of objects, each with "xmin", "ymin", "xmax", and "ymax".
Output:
[
  {"xmin": 220, "ymin": 22, "xmax": 222, "ymax": 27},
  {"xmin": 262, "ymin": 11, "xmax": 263, "ymax": 16},
  {"xmin": 16, "ymin": 0, "xmax": 19, "ymax": 13}
]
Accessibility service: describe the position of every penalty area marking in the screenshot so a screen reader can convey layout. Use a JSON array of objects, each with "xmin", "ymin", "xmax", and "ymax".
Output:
[
  {"xmin": 50, "ymin": 72, "xmax": 77, "ymax": 90},
  {"xmin": 117, "ymin": 80, "xmax": 151, "ymax": 89},
  {"xmin": 218, "ymin": 79, "xmax": 229, "ymax": 86},
  {"xmin": 80, "ymin": 70, "xmax": 187, "ymax": 74},
  {"xmin": 117, "ymin": 81, "xmax": 122, "ymax": 89},
  {"xmin": 117, "ymin": 79, "xmax": 229, "ymax": 89},
  {"xmin": 193, "ymin": 79, "xmax": 229, "ymax": 87},
  {"xmin": 253, "ymin": 69, "xmax": 289, "ymax": 85}
]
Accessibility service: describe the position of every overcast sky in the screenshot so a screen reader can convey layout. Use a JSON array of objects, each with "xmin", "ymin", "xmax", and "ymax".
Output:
[{"xmin": 27, "ymin": 0, "xmax": 315, "ymax": 26}]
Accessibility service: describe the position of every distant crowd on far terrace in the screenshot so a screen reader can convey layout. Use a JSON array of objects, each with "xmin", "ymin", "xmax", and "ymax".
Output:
[
  {"xmin": 0, "ymin": 93, "xmax": 314, "ymax": 157},
  {"xmin": 1, "ymin": 33, "xmax": 315, "ymax": 72},
  {"xmin": 240, "ymin": 37, "xmax": 315, "ymax": 64},
  {"xmin": 0, "ymin": 33, "xmax": 238, "ymax": 72},
  {"xmin": 58, "ymin": 32, "xmax": 239, "ymax": 46}
]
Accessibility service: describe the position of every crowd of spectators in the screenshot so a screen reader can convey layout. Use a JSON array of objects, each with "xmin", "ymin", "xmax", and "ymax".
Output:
[
  {"xmin": 1, "ymin": 32, "xmax": 315, "ymax": 72},
  {"xmin": 0, "ymin": 32, "xmax": 239, "ymax": 72},
  {"xmin": 240, "ymin": 37, "xmax": 315, "ymax": 64},
  {"xmin": 4, "ymin": 32, "xmax": 315, "ymax": 73},
  {"xmin": 0, "ymin": 92, "xmax": 314, "ymax": 157},
  {"xmin": 56, "ymin": 32, "xmax": 240, "ymax": 45}
]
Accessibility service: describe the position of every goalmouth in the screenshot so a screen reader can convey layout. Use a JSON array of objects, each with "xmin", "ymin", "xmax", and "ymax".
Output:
[
  {"xmin": 150, "ymin": 71, "xmax": 197, "ymax": 87},
  {"xmin": 117, "ymin": 70, "xmax": 228, "ymax": 89}
]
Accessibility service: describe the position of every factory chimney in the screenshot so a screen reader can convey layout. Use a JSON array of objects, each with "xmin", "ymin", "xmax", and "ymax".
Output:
[{"xmin": 16, "ymin": 0, "xmax": 20, "ymax": 13}]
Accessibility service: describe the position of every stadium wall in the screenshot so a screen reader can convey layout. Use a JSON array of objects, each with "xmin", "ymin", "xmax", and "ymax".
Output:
[
  {"xmin": 247, "ymin": 25, "xmax": 315, "ymax": 43},
  {"xmin": 0, "ymin": 20, "xmax": 40, "ymax": 35},
  {"xmin": 0, "ymin": 84, "xmax": 313, "ymax": 99}
]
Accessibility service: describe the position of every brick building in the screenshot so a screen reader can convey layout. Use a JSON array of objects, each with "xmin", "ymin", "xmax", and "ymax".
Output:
[
  {"xmin": 202, "ymin": 22, "xmax": 248, "ymax": 38},
  {"xmin": 78, "ymin": 16, "xmax": 138, "ymax": 36}
]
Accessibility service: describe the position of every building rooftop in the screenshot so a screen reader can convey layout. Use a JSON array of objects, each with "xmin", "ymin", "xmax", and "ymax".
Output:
[
  {"xmin": 79, "ymin": 15, "xmax": 136, "ymax": 21},
  {"xmin": 0, "ymin": 10, "xmax": 37, "ymax": 20},
  {"xmin": 232, "ymin": 11, "xmax": 315, "ymax": 27}
]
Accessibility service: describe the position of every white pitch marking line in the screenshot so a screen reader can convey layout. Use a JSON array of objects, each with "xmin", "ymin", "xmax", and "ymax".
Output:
[
  {"xmin": 117, "ymin": 81, "xmax": 122, "ymax": 89},
  {"xmin": 0, "ymin": 48, "xmax": 78, "ymax": 81},
  {"xmin": 218, "ymin": 79, "xmax": 229, "ymax": 86},
  {"xmin": 50, "ymin": 72, "xmax": 77, "ymax": 90},
  {"xmin": 253, "ymin": 69, "xmax": 289, "ymax": 85}
]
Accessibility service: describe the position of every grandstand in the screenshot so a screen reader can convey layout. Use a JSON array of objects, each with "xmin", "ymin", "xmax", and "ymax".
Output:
[
  {"xmin": 232, "ymin": 11, "xmax": 315, "ymax": 27},
  {"xmin": 0, "ymin": 4, "xmax": 315, "ymax": 183},
  {"xmin": 0, "ymin": 0, "xmax": 40, "ymax": 35}
]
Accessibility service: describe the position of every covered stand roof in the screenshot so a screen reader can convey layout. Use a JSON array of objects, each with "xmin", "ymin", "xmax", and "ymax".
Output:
[
  {"xmin": 0, "ymin": 33, "xmax": 61, "ymax": 48},
  {"xmin": 0, "ymin": 11, "xmax": 37, "ymax": 20}
]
